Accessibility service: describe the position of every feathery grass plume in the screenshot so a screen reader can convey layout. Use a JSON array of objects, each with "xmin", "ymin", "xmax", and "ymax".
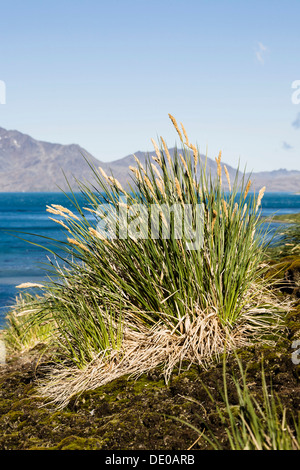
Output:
[
  {"xmin": 152, "ymin": 155, "xmax": 163, "ymax": 167},
  {"xmin": 108, "ymin": 176, "xmax": 125, "ymax": 193},
  {"xmin": 215, "ymin": 151, "xmax": 222, "ymax": 185},
  {"xmin": 98, "ymin": 166, "xmax": 109, "ymax": 181},
  {"xmin": 132, "ymin": 169, "xmax": 143, "ymax": 185},
  {"xmin": 231, "ymin": 202, "xmax": 238, "ymax": 221},
  {"xmin": 83, "ymin": 207, "xmax": 97, "ymax": 214},
  {"xmin": 151, "ymin": 162, "xmax": 163, "ymax": 181},
  {"xmin": 151, "ymin": 138, "xmax": 162, "ymax": 163},
  {"xmin": 160, "ymin": 136, "xmax": 173, "ymax": 168},
  {"xmin": 168, "ymin": 113, "xmax": 184, "ymax": 143},
  {"xmin": 88, "ymin": 227, "xmax": 110, "ymax": 243},
  {"xmin": 67, "ymin": 237, "xmax": 90, "ymax": 252},
  {"xmin": 47, "ymin": 204, "xmax": 80, "ymax": 221},
  {"xmin": 223, "ymin": 165, "xmax": 231, "ymax": 192},
  {"xmin": 190, "ymin": 144, "xmax": 198, "ymax": 169},
  {"xmin": 211, "ymin": 209, "xmax": 218, "ymax": 232},
  {"xmin": 180, "ymin": 121, "xmax": 189, "ymax": 145},
  {"xmin": 48, "ymin": 217, "xmax": 72, "ymax": 232},
  {"xmin": 244, "ymin": 180, "xmax": 252, "ymax": 199},
  {"xmin": 16, "ymin": 282, "xmax": 45, "ymax": 289},
  {"xmin": 51, "ymin": 204, "xmax": 79, "ymax": 219},
  {"xmin": 175, "ymin": 177, "xmax": 183, "ymax": 202},
  {"xmin": 256, "ymin": 186, "xmax": 266, "ymax": 213},
  {"xmin": 143, "ymin": 174, "xmax": 156, "ymax": 197},
  {"xmin": 155, "ymin": 178, "xmax": 166, "ymax": 197},
  {"xmin": 222, "ymin": 199, "xmax": 228, "ymax": 220},
  {"xmin": 179, "ymin": 153, "xmax": 189, "ymax": 174},
  {"xmin": 241, "ymin": 203, "xmax": 248, "ymax": 219},
  {"xmin": 133, "ymin": 154, "xmax": 146, "ymax": 174},
  {"xmin": 129, "ymin": 165, "xmax": 141, "ymax": 180},
  {"xmin": 46, "ymin": 205, "xmax": 65, "ymax": 216}
]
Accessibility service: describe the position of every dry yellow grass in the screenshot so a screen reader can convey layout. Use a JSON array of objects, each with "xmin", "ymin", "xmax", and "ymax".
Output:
[
  {"xmin": 67, "ymin": 237, "xmax": 90, "ymax": 252},
  {"xmin": 215, "ymin": 151, "xmax": 222, "ymax": 185},
  {"xmin": 88, "ymin": 227, "xmax": 110, "ymax": 244},
  {"xmin": 160, "ymin": 136, "xmax": 173, "ymax": 168},
  {"xmin": 16, "ymin": 282, "xmax": 45, "ymax": 289},
  {"xmin": 46, "ymin": 205, "xmax": 80, "ymax": 221},
  {"xmin": 168, "ymin": 113, "xmax": 183, "ymax": 143},
  {"xmin": 180, "ymin": 121, "xmax": 189, "ymax": 145},
  {"xmin": 108, "ymin": 176, "xmax": 125, "ymax": 193},
  {"xmin": 175, "ymin": 177, "xmax": 183, "ymax": 202},
  {"xmin": 36, "ymin": 308, "xmax": 259, "ymax": 409},
  {"xmin": 48, "ymin": 217, "xmax": 72, "ymax": 233},
  {"xmin": 244, "ymin": 180, "xmax": 252, "ymax": 199},
  {"xmin": 222, "ymin": 199, "xmax": 228, "ymax": 219},
  {"xmin": 155, "ymin": 178, "xmax": 166, "ymax": 197},
  {"xmin": 256, "ymin": 186, "xmax": 266, "ymax": 212},
  {"xmin": 179, "ymin": 153, "xmax": 189, "ymax": 173},
  {"xmin": 224, "ymin": 165, "xmax": 231, "ymax": 192},
  {"xmin": 151, "ymin": 138, "xmax": 162, "ymax": 162}
]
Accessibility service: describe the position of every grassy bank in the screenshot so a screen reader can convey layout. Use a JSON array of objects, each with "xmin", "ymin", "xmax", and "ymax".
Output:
[
  {"xmin": 1, "ymin": 115, "xmax": 300, "ymax": 450},
  {"xmin": 265, "ymin": 211, "xmax": 300, "ymax": 260},
  {"xmin": 268, "ymin": 213, "xmax": 300, "ymax": 224}
]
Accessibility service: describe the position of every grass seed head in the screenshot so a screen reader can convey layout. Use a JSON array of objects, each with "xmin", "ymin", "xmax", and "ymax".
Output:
[
  {"xmin": 98, "ymin": 166, "xmax": 109, "ymax": 181},
  {"xmin": 222, "ymin": 199, "xmax": 228, "ymax": 219},
  {"xmin": 48, "ymin": 217, "xmax": 72, "ymax": 233},
  {"xmin": 256, "ymin": 186, "xmax": 266, "ymax": 212},
  {"xmin": 108, "ymin": 176, "xmax": 125, "ymax": 193},
  {"xmin": 151, "ymin": 162, "xmax": 163, "ymax": 180},
  {"xmin": 151, "ymin": 138, "xmax": 162, "ymax": 163},
  {"xmin": 160, "ymin": 136, "xmax": 173, "ymax": 168},
  {"xmin": 16, "ymin": 282, "xmax": 45, "ymax": 289},
  {"xmin": 168, "ymin": 114, "xmax": 184, "ymax": 143},
  {"xmin": 180, "ymin": 121, "xmax": 189, "ymax": 145},
  {"xmin": 215, "ymin": 151, "xmax": 222, "ymax": 185},
  {"xmin": 190, "ymin": 144, "xmax": 198, "ymax": 168},
  {"xmin": 67, "ymin": 237, "xmax": 90, "ymax": 252},
  {"xmin": 179, "ymin": 153, "xmax": 189, "ymax": 173},
  {"xmin": 88, "ymin": 227, "xmax": 110, "ymax": 244},
  {"xmin": 244, "ymin": 180, "xmax": 252, "ymax": 199},
  {"xmin": 175, "ymin": 177, "xmax": 183, "ymax": 202},
  {"xmin": 224, "ymin": 165, "xmax": 231, "ymax": 192},
  {"xmin": 155, "ymin": 178, "xmax": 166, "ymax": 197},
  {"xmin": 231, "ymin": 202, "xmax": 238, "ymax": 221}
]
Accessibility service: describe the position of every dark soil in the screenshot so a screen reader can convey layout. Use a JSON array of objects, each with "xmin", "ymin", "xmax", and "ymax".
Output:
[{"xmin": 1, "ymin": 264, "xmax": 300, "ymax": 450}]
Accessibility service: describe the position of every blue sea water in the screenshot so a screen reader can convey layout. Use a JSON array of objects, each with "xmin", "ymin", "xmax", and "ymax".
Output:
[
  {"xmin": 0, "ymin": 191, "xmax": 300, "ymax": 328},
  {"xmin": 0, "ymin": 192, "xmax": 88, "ymax": 328}
]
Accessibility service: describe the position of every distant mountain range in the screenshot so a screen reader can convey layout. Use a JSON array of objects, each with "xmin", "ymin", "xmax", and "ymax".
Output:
[{"xmin": 0, "ymin": 126, "xmax": 299, "ymax": 193}]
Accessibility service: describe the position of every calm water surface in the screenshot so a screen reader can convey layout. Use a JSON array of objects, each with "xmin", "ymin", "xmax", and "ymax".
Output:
[{"xmin": 0, "ymin": 191, "xmax": 300, "ymax": 327}]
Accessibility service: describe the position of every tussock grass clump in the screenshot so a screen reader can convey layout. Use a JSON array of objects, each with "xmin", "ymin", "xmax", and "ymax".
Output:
[
  {"xmin": 4, "ymin": 292, "xmax": 54, "ymax": 354},
  {"xmin": 5, "ymin": 115, "xmax": 288, "ymax": 407}
]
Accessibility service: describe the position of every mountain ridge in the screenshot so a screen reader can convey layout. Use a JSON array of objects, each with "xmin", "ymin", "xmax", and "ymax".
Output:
[{"xmin": 0, "ymin": 126, "xmax": 299, "ymax": 192}]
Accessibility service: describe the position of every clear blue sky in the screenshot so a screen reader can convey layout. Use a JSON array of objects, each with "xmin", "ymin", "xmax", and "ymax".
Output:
[{"xmin": 0, "ymin": 0, "xmax": 299, "ymax": 171}]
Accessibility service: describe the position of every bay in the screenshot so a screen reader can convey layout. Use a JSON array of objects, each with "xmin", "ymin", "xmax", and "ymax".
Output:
[{"xmin": 0, "ymin": 191, "xmax": 300, "ymax": 328}]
